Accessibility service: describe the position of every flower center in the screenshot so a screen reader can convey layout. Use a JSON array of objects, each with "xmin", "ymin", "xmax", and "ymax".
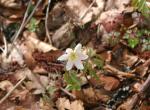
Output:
[{"xmin": 69, "ymin": 52, "xmax": 78, "ymax": 61}]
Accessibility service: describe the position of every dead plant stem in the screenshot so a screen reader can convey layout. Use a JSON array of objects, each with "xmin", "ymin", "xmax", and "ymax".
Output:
[
  {"xmin": 0, "ymin": 75, "xmax": 26, "ymax": 104},
  {"xmin": 45, "ymin": 0, "xmax": 53, "ymax": 45}
]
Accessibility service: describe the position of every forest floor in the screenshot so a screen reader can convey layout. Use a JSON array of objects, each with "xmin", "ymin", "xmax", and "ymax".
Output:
[{"xmin": 0, "ymin": 0, "xmax": 150, "ymax": 110}]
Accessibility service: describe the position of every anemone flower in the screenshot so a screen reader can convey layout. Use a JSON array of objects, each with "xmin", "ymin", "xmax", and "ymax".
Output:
[{"xmin": 58, "ymin": 43, "xmax": 88, "ymax": 71}]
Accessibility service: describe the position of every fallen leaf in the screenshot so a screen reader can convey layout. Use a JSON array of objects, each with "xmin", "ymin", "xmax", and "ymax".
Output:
[
  {"xmin": 0, "ymin": 80, "xmax": 14, "ymax": 92},
  {"xmin": 70, "ymin": 100, "xmax": 84, "ymax": 110},
  {"xmin": 23, "ymin": 31, "xmax": 57, "ymax": 52},
  {"xmin": 56, "ymin": 97, "xmax": 84, "ymax": 110},
  {"xmin": 73, "ymin": 87, "xmax": 109, "ymax": 105},
  {"xmin": 123, "ymin": 50, "xmax": 138, "ymax": 67},
  {"xmin": 56, "ymin": 97, "xmax": 71, "ymax": 110},
  {"xmin": 100, "ymin": 75, "xmax": 120, "ymax": 91}
]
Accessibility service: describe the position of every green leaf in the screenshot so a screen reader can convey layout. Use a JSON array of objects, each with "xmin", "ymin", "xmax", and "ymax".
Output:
[
  {"xmin": 128, "ymin": 38, "xmax": 139, "ymax": 48},
  {"xmin": 27, "ymin": 18, "xmax": 39, "ymax": 32},
  {"xmin": 47, "ymin": 86, "xmax": 57, "ymax": 96},
  {"xmin": 87, "ymin": 48, "xmax": 96, "ymax": 58},
  {"xmin": 92, "ymin": 57, "xmax": 104, "ymax": 70},
  {"xmin": 83, "ymin": 61, "xmax": 99, "ymax": 80},
  {"xmin": 132, "ymin": 0, "xmax": 150, "ymax": 18},
  {"xmin": 64, "ymin": 71, "xmax": 81, "ymax": 91}
]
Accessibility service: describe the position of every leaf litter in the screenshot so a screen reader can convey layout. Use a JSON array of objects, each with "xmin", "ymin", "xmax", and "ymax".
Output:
[{"xmin": 0, "ymin": 0, "xmax": 150, "ymax": 110}]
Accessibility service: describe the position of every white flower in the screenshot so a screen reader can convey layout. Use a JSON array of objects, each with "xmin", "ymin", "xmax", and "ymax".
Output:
[{"xmin": 58, "ymin": 43, "xmax": 88, "ymax": 71}]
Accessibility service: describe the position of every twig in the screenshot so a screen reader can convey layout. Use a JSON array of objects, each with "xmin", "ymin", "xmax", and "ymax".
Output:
[
  {"xmin": 10, "ymin": 0, "xmax": 42, "ymax": 63},
  {"xmin": 0, "ymin": 75, "xmax": 26, "ymax": 104},
  {"xmin": 60, "ymin": 87, "xmax": 76, "ymax": 99},
  {"xmin": 45, "ymin": 0, "xmax": 53, "ymax": 45},
  {"xmin": 12, "ymin": 0, "xmax": 42, "ymax": 42},
  {"xmin": 23, "ymin": 0, "xmax": 42, "ymax": 28},
  {"xmin": 12, "ymin": 0, "xmax": 32, "ymax": 42},
  {"xmin": 104, "ymin": 64, "xmax": 135, "ymax": 78},
  {"xmin": 79, "ymin": 0, "xmax": 96, "ymax": 20}
]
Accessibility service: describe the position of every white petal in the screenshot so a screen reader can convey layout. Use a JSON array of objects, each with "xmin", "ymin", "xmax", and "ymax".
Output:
[
  {"xmin": 57, "ymin": 54, "xmax": 68, "ymax": 61},
  {"xmin": 66, "ymin": 61, "xmax": 73, "ymax": 70},
  {"xmin": 66, "ymin": 48, "xmax": 73, "ymax": 54},
  {"xmin": 74, "ymin": 43, "xmax": 82, "ymax": 53},
  {"xmin": 78, "ymin": 53, "xmax": 88, "ymax": 60},
  {"xmin": 74, "ymin": 60, "xmax": 84, "ymax": 70}
]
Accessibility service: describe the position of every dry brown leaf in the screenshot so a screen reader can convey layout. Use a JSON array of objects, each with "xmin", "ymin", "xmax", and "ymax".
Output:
[
  {"xmin": 1, "ymin": 43, "xmax": 24, "ymax": 66},
  {"xmin": 6, "ymin": 106, "xmax": 29, "ymax": 110},
  {"xmin": 73, "ymin": 87, "xmax": 109, "ymax": 105},
  {"xmin": 0, "ymin": 0, "xmax": 19, "ymax": 8},
  {"xmin": 95, "ymin": 9, "xmax": 123, "ymax": 33},
  {"xmin": 66, "ymin": 0, "xmax": 104, "ymax": 25},
  {"xmin": 123, "ymin": 50, "xmax": 138, "ymax": 67},
  {"xmin": 134, "ymin": 59, "xmax": 150, "ymax": 76},
  {"xmin": 52, "ymin": 22, "xmax": 75, "ymax": 49},
  {"xmin": 39, "ymin": 98, "xmax": 54, "ymax": 110},
  {"xmin": 32, "ymin": 50, "xmax": 64, "ymax": 73},
  {"xmin": 56, "ymin": 97, "xmax": 71, "ymax": 110},
  {"xmin": 100, "ymin": 75, "xmax": 120, "ymax": 91},
  {"xmin": 66, "ymin": 0, "xmax": 91, "ymax": 24},
  {"xmin": 56, "ymin": 97, "xmax": 84, "ymax": 110},
  {"xmin": 23, "ymin": 31, "xmax": 57, "ymax": 52},
  {"xmin": 10, "ymin": 89, "xmax": 29, "ymax": 101},
  {"xmin": 0, "ymin": 80, "xmax": 28, "ymax": 102},
  {"xmin": 105, "ymin": 0, "xmax": 130, "ymax": 11},
  {"xmin": 48, "ymin": 3, "xmax": 69, "ymax": 31},
  {"xmin": 70, "ymin": 100, "xmax": 84, "ymax": 110},
  {"xmin": 135, "ymin": 65, "xmax": 149, "ymax": 77},
  {"xmin": 0, "ymin": 80, "xmax": 14, "ymax": 92},
  {"xmin": 22, "ymin": 68, "xmax": 45, "ymax": 94}
]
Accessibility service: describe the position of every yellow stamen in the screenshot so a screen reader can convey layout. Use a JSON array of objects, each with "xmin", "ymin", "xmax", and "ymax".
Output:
[{"xmin": 69, "ymin": 52, "xmax": 78, "ymax": 61}]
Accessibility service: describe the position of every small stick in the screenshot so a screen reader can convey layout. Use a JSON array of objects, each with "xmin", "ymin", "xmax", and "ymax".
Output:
[
  {"xmin": 23, "ymin": 0, "xmax": 42, "ymax": 28},
  {"xmin": 60, "ymin": 87, "xmax": 76, "ymax": 99},
  {"xmin": 45, "ymin": 0, "xmax": 53, "ymax": 45},
  {"xmin": 0, "ymin": 75, "xmax": 26, "ymax": 104},
  {"xmin": 12, "ymin": 0, "xmax": 42, "ymax": 42},
  {"xmin": 12, "ymin": 0, "xmax": 32, "ymax": 42},
  {"xmin": 104, "ymin": 64, "xmax": 135, "ymax": 78},
  {"xmin": 79, "ymin": 0, "xmax": 96, "ymax": 20}
]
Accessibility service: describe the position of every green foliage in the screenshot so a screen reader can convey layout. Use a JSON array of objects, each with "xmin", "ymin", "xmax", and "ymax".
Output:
[
  {"xmin": 27, "ymin": 18, "xmax": 39, "ymax": 32},
  {"xmin": 142, "ymin": 38, "xmax": 150, "ymax": 51},
  {"xmin": 123, "ymin": 28, "xmax": 150, "ymax": 49},
  {"xmin": 127, "ymin": 37, "xmax": 139, "ymax": 48},
  {"xmin": 107, "ymin": 32, "xmax": 121, "ymax": 47},
  {"xmin": 92, "ymin": 57, "xmax": 104, "ymax": 70},
  {"xmin": 47, "ymin": 86, "xmax": 57, "ymax": 96},
  {"xmin": 83, "ymin": 61, "xmax": 98, "ymax": 80},
  {"xmin": 132, "ymin": 0, "xmax": 150, "ymax": 18},
  {"xmin": 64, "ymin": 71, "xmax": 81, "ymax": 91},
  {"xmin": 123, "ymin": 29, "xmax": 140, "ymax": 48},
  {"xmin": 87, "ymin": 48, "xmax": 96, "ymax": 58}
]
